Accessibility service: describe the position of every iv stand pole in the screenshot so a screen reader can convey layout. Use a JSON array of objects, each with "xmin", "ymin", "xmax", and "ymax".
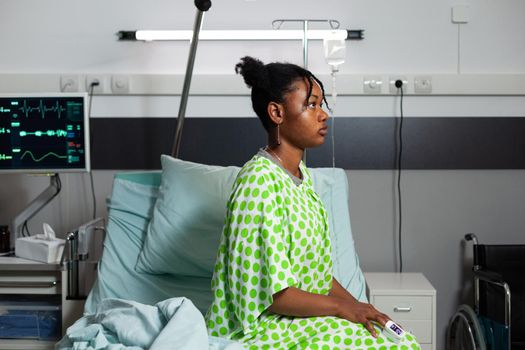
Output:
[{"xmin": 171, "ymin": 0, "xmax": 212, "ymax": 158}]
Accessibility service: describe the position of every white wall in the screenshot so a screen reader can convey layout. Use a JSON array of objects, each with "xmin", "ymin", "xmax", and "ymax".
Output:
[
  {"xmin": 2, "ymin": 0, "xmax": 525, "ymax": 74},
  {"xmin": 1, "ymin": 1, "xmax": 525, "ymax": 349}
]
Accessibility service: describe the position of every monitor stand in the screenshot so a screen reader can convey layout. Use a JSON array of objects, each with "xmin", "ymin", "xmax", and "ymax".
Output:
[{"xmin": 11, "ymin": 174, "xmax": 60, "ymax": 249}]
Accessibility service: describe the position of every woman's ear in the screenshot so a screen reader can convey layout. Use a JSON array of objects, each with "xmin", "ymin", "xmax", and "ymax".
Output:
[{"xmin": 267, "ymin": 102, "xmax": 284, "ymax": 125}]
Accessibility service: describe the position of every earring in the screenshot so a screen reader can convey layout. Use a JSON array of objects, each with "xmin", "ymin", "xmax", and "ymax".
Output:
[{"xmin": 277, "ymin": 124, "xmax": 281, "ymax": 145}]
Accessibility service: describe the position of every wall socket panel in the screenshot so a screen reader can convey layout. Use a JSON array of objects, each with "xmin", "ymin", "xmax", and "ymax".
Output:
[
  {"xmin": 414, "ymin": 76, "xmax": 433, "ymax": 94},
  {"xmin": 111, "ymin": 75, "xmax": 130, "ymax": 94},
  {"xmin": 85, "ymin": 75, "xmax": 105, "ymax": 93},
  {"xmin": 389, "ymin": 76, "xmax": 408, "ymax": 94},
  {"xmin": 60, "ymin": 75, "xmax": 79, "ymax": 92},
  {"xmin": 363, "ymin": 76, "xmax": 383, "ymax": 94}
]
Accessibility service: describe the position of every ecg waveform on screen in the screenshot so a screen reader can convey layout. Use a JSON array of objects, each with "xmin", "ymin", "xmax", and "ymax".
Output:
[
  {"xmin": 20, "ymin": 150, "xmax": 68, "ymax": 162},
  {"xmin": 16, "ymin": 100, "xmax": 67, "ymax": 119},
  {"xmin": 0, "ymin": 96, "xmax": 86, "ymax": 171},
  {"xmin": 19, "ymin": 129, "xmax": 69, "ymax": 137}
]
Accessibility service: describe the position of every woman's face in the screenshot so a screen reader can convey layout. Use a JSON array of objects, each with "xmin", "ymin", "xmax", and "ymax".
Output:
[{"xmin": 280, "ymin": 78, "xmax": 329, "ymax": 149}]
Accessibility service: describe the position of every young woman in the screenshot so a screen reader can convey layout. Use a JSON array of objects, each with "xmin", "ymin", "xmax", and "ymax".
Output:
[{"xmin": 206, "ymin": 56, "xmax": 420, "ymax": 350}]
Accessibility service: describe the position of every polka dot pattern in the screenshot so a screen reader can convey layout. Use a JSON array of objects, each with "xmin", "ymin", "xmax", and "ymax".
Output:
[{"xmin": 206, "ymin": 155, "xmax": 420, "ymax": 349}]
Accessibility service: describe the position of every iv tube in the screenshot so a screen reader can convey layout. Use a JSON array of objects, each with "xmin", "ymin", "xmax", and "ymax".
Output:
[
  {"xmin": 330, "ymin": 68, "xmax": 337, "ymax": 168},
  {"xmin": 323, "ymin": 34, "xmax": 346, "ymax": 168},
  {"xmin": 323, "ymin": 34, "xmax": 345, "ymax": 275}
]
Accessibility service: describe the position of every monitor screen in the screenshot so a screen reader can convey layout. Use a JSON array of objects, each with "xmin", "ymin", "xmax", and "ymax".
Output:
[{"xmin": 0, "ymin": 93, "xmax": 90, "ymax": 173}]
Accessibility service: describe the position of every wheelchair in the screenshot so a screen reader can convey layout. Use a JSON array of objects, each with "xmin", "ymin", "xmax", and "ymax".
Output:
[{"xmin": 447, "ymin": 233, "xmax": 525, "ymax": 350}]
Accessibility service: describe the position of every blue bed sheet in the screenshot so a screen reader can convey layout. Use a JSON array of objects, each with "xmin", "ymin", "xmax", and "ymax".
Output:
[{"xmin": 57, "ymin": 297, "xmax": 243, "ymax": 350}]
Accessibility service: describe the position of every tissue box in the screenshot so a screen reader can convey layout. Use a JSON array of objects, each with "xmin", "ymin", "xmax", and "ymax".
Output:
[{"xmin": 15, "ymin": 236, "xmax": 65, "ymax": 264}]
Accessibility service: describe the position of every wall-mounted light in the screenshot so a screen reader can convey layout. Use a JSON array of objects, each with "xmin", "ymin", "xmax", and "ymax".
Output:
[{"xmin": 117, "ymin": 29, "xmax": 362, "ymax": 42}]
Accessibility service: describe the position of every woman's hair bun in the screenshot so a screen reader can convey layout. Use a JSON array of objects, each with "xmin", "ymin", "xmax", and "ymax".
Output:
[{"xmin": 235, "ymin": 56, "xmax": 270, "ymax": 90}]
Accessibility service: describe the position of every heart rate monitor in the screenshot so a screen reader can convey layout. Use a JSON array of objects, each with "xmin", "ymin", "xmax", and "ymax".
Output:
[{"xmin": 382, "ymin": 320, "xmax": 406, "ymax": 343}]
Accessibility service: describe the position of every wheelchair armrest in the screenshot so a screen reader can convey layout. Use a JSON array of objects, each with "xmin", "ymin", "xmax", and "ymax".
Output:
[
  {"xmin": 473, "ymin": 269, "xmax": 511, "ymax": 327},
  {"xmin": 473, "ymin": 269, "xmax": 504, "ymax": 284}
]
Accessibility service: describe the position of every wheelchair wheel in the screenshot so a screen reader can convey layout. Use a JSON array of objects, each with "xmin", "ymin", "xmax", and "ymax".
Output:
[{"xmin": 447, "ymin": 304, "xmax": 486, "ymax": 350}]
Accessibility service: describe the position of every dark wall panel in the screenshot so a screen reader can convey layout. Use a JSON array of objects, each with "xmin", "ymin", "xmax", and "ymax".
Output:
[{"xmin": 91, "ymin": 117, "xmax": 525, "ymax": 170}]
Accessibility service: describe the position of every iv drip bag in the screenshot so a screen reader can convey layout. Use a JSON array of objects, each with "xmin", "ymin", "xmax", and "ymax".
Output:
[{"xmin": 323, "ymin": 31, "xmax": 346, "ymax": 69}]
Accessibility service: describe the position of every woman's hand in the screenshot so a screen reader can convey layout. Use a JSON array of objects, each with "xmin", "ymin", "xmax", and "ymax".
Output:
[
  {"xmin": 268, "ymin": 284, "xmax": 391, "ymax": 338},
  {"xmin": 334, "ymin": 298, "xmax": 390, "ymax": 338}
]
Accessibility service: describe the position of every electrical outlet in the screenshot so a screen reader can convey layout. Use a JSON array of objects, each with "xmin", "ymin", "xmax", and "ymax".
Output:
[
  {"xmin": 85, "ymin": 75, "xmax": 105, "ymax": 94},
  {"xmin": 363, "ymin": 76, "xmax": 383, "ymax": 94},
  {"xmin": 60, "ymin": 75, "xmax": 79, "ymax": 92},
  {"xmin": 389, "ymin": 76, "xmax": 408, "ymax": 94},
  {"xmin": 414, "ymin": 76, "xmax": 432, "ymax": 94},
  {"xmin": 111, "ymin": 75, "xmax": 130, "ymax": 94}
]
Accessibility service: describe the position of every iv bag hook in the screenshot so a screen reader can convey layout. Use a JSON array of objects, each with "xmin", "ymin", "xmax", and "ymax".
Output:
[{"xmin": 271, "ymin": 19, "xmax": 341, "ymax": 69}]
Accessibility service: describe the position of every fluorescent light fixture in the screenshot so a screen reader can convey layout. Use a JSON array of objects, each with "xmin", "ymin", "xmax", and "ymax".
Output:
[{"xmin": 131, "ymin": 29, "xmax": 350, "ymax": 41}]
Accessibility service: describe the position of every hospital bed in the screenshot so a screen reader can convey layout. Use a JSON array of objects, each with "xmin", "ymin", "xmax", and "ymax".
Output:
[{"xmin": 57, "ymin": 155, "xmax": 367, "ymax": 349}]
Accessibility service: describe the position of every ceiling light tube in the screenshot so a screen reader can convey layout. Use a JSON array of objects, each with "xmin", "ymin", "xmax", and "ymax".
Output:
[{"xmin": 127, "ymin": 29, "xmax": 350, "ymax": 42}]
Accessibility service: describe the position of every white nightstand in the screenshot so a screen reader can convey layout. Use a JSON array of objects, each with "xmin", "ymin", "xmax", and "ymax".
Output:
[
  {"xmin": 365, "ymin": 272, "xmax": 436, "ymax": 350},
  {"xmin": 0, "ymin": 257, "xmax": 84, "ymax": 350}
]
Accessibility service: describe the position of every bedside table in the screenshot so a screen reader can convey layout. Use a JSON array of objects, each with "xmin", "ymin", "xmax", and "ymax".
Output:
[
  {"xmin": 365, "ymin": 272, "xmax": 436, "ymax": 350},
  {"xmin": 0, "ymin": 257, "xmax": 84, "ymax": 350}
]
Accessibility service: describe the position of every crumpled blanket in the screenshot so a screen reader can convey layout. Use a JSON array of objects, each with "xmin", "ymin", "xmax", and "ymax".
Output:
[{"xmin": 55, "ymin": 297, "xmax": 244, "ymax": 350}]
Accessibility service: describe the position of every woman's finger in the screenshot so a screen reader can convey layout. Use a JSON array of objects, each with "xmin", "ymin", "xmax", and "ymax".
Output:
[
  {"xmin": 364, "ymin": 321, "xmax": 378, "ymax": 338},
  {"xmin": 375, "ymin": 313, "xmax": 390, "ymax": 327},
  {"xmin": 367, "ymin": 309, "xmax": 388, "ymax": 327}
]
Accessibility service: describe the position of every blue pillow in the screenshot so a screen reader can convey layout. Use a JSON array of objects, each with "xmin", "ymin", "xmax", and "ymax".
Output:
[{"xmin": 135, "ymin": 155, "xmax": 240, "ymax": 277}]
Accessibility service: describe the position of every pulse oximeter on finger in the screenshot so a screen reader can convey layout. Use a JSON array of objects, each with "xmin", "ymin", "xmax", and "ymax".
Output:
[{"xmin": 382, "ymin": 320, "xmax": 405, "ymax": 343}]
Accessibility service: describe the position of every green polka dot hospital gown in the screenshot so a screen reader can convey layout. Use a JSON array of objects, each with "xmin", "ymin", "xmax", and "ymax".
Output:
[{"xmin": 207, "ymin": 151, "xmax": 420, "ymax": 350}]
